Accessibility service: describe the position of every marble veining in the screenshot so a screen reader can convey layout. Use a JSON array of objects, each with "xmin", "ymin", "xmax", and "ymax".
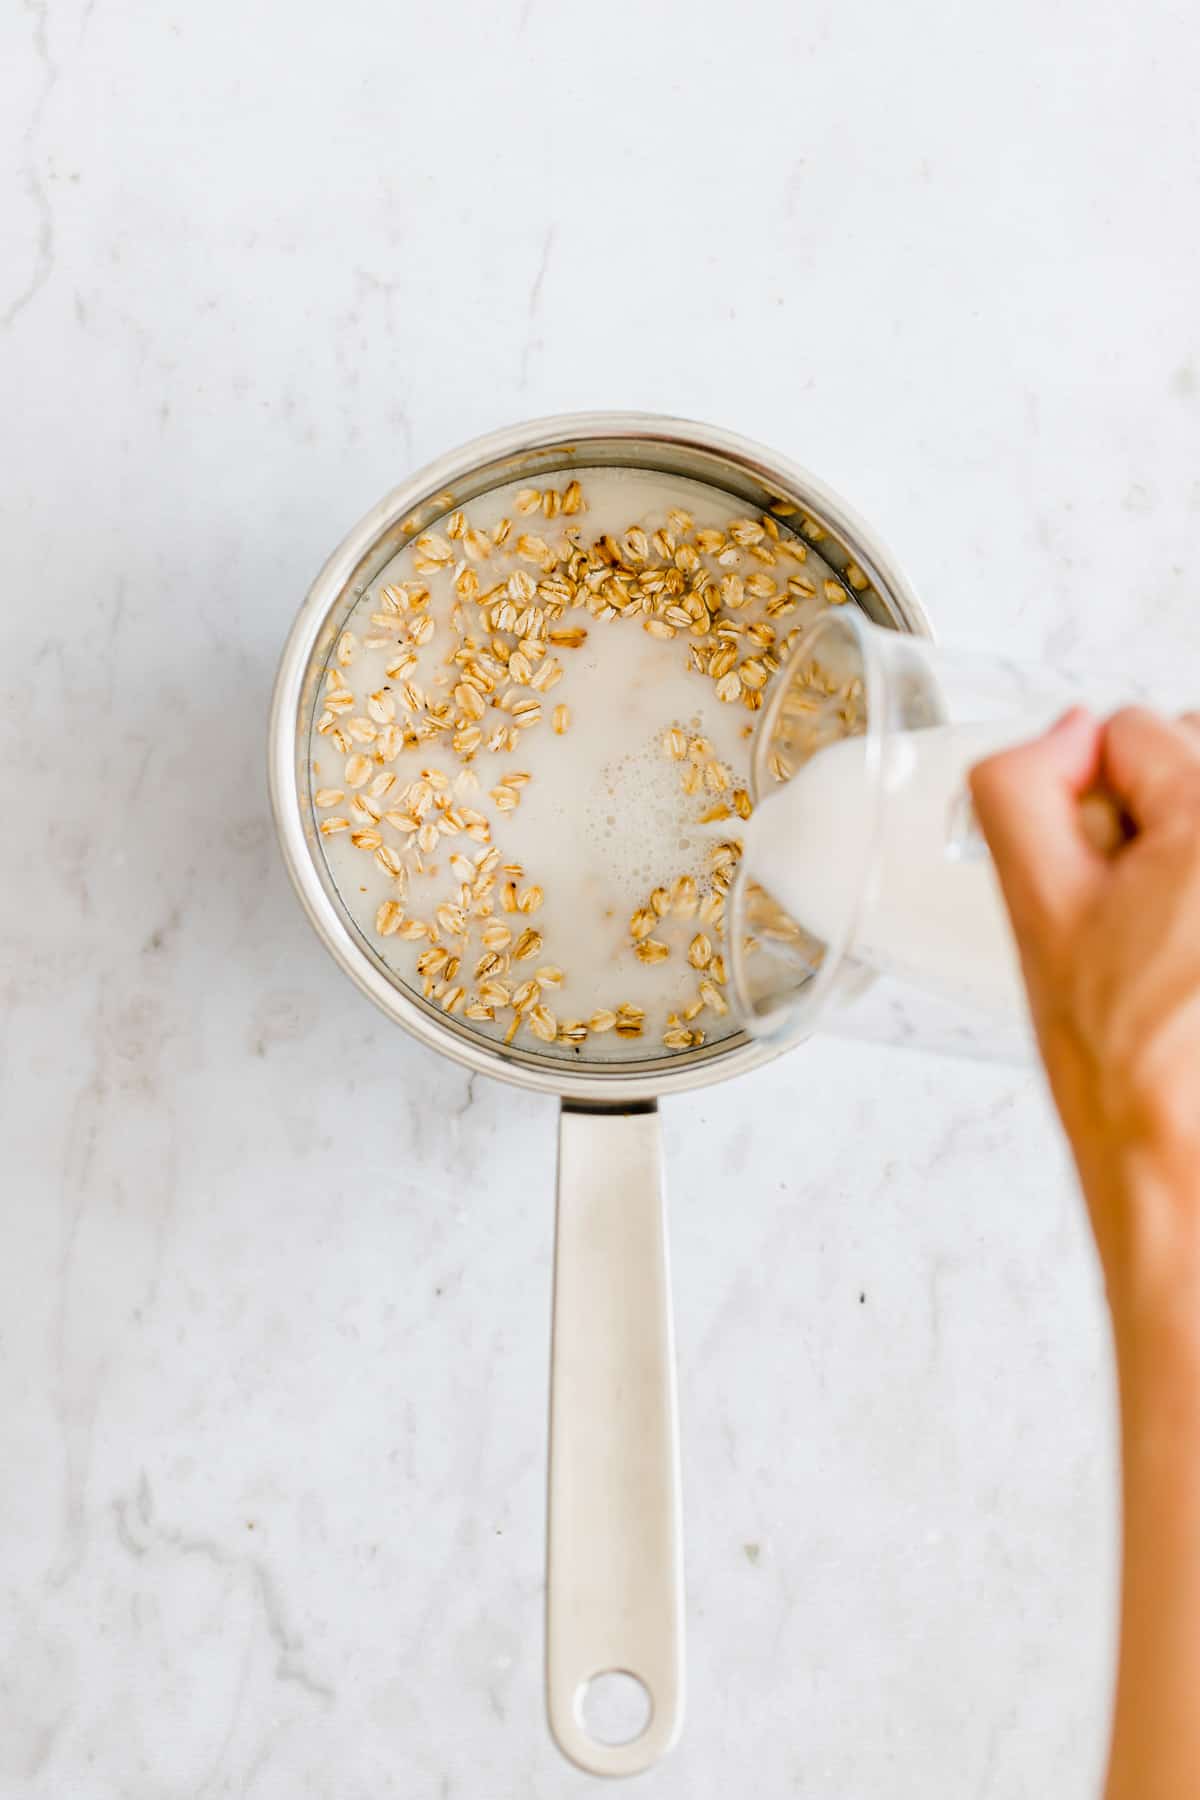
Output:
[{"xmin": 4, "ymin": 0, "xmax": 1199, "ymax": 1792}]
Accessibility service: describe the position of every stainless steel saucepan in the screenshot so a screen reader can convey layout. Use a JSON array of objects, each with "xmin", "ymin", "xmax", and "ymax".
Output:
[{"xmin": 268, "ymin": 412, "xmax": 930, "ymax": 1775}]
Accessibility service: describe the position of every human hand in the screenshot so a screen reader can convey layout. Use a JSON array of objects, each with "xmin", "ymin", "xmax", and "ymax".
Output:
[{"xmin": 970, "ymin": 707, "xmax": 1200, "ymax": 1313}]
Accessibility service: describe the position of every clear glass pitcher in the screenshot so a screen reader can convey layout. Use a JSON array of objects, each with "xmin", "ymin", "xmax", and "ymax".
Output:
[{"xmin": 726, "ymin": 607, "xmax": 1170, "ymax": 1063}]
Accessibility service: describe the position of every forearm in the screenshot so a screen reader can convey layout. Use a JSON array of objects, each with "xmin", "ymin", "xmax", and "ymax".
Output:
[
  {"xmin": 974, "ymin": 707, "xmax": 1200, "ymax": 1797},
  {"xmin": 1098, "ymin": 1152, "xmax": 1200, "ymax": 1800},
  {"xmin": 1070, "ymin": 1120, "xmax": 1200, "ymax": 1341},
  {"xmin": 1106, "ymin": 1323, "xmax": 1200, "ymax": 1798}
]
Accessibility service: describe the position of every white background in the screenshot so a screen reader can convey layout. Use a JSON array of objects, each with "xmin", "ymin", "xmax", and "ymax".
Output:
[{"xmin": 3, "ymin": 0, "xmax": 1199, "ymax": 1793}]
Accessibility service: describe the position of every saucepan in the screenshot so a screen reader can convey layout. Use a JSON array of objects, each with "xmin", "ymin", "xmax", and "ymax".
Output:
[{"xmin": 268, "ymin": 412, "xmax": 930, "ymax": 1775}]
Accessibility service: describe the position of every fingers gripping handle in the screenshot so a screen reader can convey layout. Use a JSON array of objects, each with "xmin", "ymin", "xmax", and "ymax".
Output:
[{"xmin": 546, "ymin": 1104, "xmax": 684, "ymax": 1776}]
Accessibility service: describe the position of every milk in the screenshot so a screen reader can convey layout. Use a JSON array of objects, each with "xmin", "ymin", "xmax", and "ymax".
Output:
[
  {"xmin": 310, "ymin": 467, "xmax": 840, "ymax": 1061},
  {"xmin": 740, "ymin": 722, "xmax": 1034, "ymax": 1017}
]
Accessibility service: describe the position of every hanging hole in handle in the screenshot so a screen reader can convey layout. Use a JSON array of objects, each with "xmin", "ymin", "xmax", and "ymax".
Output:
[{"xmin": 576, "ymin": 1670, "xmax": 654, "ymax": 1747}]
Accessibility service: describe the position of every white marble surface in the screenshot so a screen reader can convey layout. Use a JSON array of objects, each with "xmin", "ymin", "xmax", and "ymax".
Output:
[{"xmin": 3, "ymin": 0, "xmax": 1199, "ymax": 1793}]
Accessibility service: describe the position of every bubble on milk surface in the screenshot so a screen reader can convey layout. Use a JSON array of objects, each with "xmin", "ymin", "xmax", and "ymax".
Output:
[{"xmin": 587, "ymin": 739, "xmax": 703, "ymax": 897}]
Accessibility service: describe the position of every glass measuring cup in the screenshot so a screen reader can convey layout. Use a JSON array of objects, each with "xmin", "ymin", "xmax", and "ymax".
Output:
[{"xmin": 727, "ymin": 606, "xmax": 1165, "ymax": 1057}]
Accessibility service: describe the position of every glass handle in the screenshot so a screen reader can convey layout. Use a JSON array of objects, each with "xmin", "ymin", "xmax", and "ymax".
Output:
[
  {"xmin": 945, "ymin": 786, "xmax": 1128, "ymax": 864},
  {"xmin": 944, "ymin": 787, "xmax": 989, "ymax": 863}
]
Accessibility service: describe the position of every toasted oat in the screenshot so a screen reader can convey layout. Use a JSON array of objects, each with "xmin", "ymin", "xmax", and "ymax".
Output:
[
  {"xmin": 530, "ymin": 659, "xmax": 562, "ymax": 693},
  {"xmin": 454, "ymin": 684, "xmax": 486, "ymax": 721},
  {"xmin": 705, "ymin": 881, "xmax": 729, "ymax": 921},
  {"xmin": 414, "ymin": 533, "xmax": 454, "ymax": 571},
  {"xmin": 636, "ymin": 939, "xmax": 670, "ymax": 965},
  {"xmin": 670, "ymin": 875, "xmax": 698, "ymax": 917},
  {"xmin": 529, "ymin": 1004, "xmax": 558, "ymax": 1042},
  {"xmin": 375, "ymin": 900, "xmax": 404, "ymax": 936},
  {"xmin": 589, "ymin": 1009, "xmax": 616, "ymax": 1032},
  {"xmin": 314, "ymin": 787, "xmax": 344, "ymax": 808},
  {"xmin": 552, "ymin": 704, "xmax": 570, "ymax": 735},
  {"xmin": 688, "ymin": 933, "xmax": 713, "ymax": 969},
  {"xmin": 516, "ymin": 534, "xmax": 551, "ymax": 567}
]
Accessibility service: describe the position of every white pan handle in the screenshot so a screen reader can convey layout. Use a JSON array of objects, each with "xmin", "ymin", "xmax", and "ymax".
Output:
[{"xmin": 546, "ymin": 1103, "xmax": 684, "ymax": 1776}]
